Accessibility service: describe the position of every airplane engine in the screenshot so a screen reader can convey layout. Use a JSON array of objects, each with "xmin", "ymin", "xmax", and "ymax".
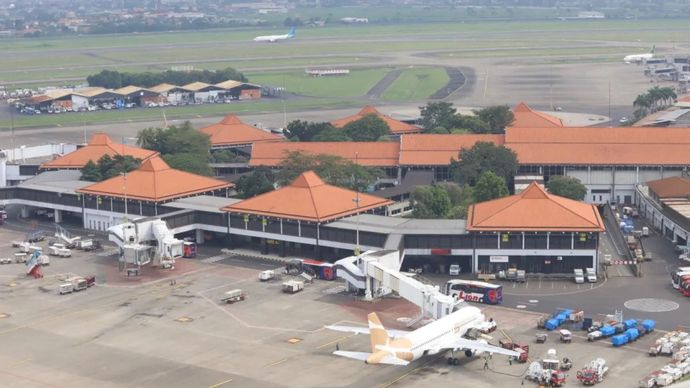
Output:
[
  {"xmin": 465, "ymin": 339, "xmax": 488, "ymax": 358},
  {"xmin": 465, "ymin": 349, "xmax": 475, "ymax": 358}
]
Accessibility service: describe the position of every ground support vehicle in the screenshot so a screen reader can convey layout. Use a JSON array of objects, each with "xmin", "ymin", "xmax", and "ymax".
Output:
[
  {"xmin": 526, "ymin": 362, "xmax": 566, "ymax": 387},
  {"xmin": 282, "ymin": 280, "xmax": 304, "ymax": 294},
  {"xmin": 259, "ymin": 270, "xmax": 275, "ymax": 281},
  {"xmin": 536, "ymin": 333, "xmax": 548, "ymax": 343},
  {"xmin": 58, "ymin": 283, "xmax": 74, "ymax": 294},
  {"xmin": 560, "ymin": 329, "xmax": 573, "ymax": 343},
  {"xmin": 576, "ymin": 358, "xmax": 608, "ymax": 385},
  {"xmin": 221, "ymin": 289, "xmax": 245, "ymax": 304},
  {"xmin": 66, "ymin": 276, "xmax": 88, "ymax": 291}
]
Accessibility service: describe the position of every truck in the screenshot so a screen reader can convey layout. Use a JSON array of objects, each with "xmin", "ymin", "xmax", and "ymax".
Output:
[
  {"xmin": 66, "ymin": 276, "xmax": 88, "ymax": 291},
  {"xmin": 58, "ymin": 283, "xmax": 74, "ymax": 294},
  {"xmin": 220, "ymin": 289, "xmax": 245, "ymax": 304},
  {"xmin": 526, "ymin": 361, "xmax": 566, "ymax": 387},
  {"xmin": 48, "ymin": 244, "xmax": 72, "ymax": 257},
  {"xmin": 282, "ymin": 280, "xmax": 304, "ymax": 294},
  {"xmin": 576, "ymin": 358, "xmax": 608, "ymax": 385},
  {"xmin": 259, "ymin": 270, "xmax": 275, "ymax": 281}
]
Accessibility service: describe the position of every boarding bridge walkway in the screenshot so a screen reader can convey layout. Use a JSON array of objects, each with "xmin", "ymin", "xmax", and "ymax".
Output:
[{"xmin": 335, "ymin": 250, "xmax": 460, "ymax": 320}]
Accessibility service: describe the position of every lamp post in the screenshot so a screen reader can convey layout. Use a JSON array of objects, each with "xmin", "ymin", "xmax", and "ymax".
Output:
[
  {"xmin": 353, "ymin": 152, "xmax": 360, "ymax": 257},
  {"xmin": 121, "ymin": 172, "xmax": 128, "ymax": 223}
]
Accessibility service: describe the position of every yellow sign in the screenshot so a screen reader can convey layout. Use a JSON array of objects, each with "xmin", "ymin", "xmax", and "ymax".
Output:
[{"xmin": 502, "ymin": 233, "xmax": 509, "ymax": 242}]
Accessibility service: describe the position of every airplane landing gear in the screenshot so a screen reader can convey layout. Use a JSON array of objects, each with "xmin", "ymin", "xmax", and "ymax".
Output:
[{"xmin": 447, "ymin": 351, "xmax": 460, "ymax": 366}]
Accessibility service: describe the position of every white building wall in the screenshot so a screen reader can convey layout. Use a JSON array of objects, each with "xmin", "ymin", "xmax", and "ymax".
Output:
[{"xmin": 71, "ymin": 95, "xmax": 89, "ymax": 110}]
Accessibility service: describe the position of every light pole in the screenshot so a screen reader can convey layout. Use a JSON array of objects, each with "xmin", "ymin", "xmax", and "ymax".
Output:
[
  {"xmin": 121, "ymin": 172, "xmax": 128, "ymax": 223},
  {"xmin": 353, "ymin": 151, "xmax": 360, "ymax": 257}
]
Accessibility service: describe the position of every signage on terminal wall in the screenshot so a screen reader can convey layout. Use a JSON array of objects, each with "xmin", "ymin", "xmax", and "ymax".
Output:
[
  {"xmin": 489, "ymin": 255, "xmax": 509, "ymax": 263},
  {"xmin": 544, "ymin": 260, "xmax": 551, "ymax": 264},
  {"xmin": 431, "ymin": 249, "xmax": 451, "ymax": 255}
]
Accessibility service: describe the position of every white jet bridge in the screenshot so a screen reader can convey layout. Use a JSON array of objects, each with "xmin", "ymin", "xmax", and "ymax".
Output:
[
  {"xmin": 335, "ymin": 250, "xmax": 463, "ymax": 322},
  {"xmin": 108, "ymin": 218, "xmax": 183, "ymax": 271}
]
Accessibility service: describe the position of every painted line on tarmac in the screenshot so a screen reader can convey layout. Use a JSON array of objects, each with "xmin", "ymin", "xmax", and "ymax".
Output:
[
  {"xmin": 316, "ymin": 334, "xmax": 356, "ymax": 350},
  {"xmin": 208, "ymin": 378, "xmax": 233, "ymax": 388},
  {"xmin": 502, "ymin": 276, "xmax": 608, "ymax": 297},
  {"xmin": 379, "ymin": 354, "xmax": 444, "ymax": 388},
  {"xmin": 264, "ymin": 358, "xmax": 287, "ymax": 367}
]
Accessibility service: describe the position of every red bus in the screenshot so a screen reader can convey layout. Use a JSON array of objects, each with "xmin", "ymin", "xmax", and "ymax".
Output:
[
  {"xmin": 680, "ymin": 276, "xmax": 690, "ymax": 297},
  {"xmin": 445, "ymin": 279, "xmax": 503, "ymax": 305}
]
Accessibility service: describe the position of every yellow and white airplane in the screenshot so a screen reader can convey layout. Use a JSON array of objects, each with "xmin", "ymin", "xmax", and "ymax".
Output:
[{"xmin": 325, "ymin": 306, "xmax": 520, "ymax": 366}]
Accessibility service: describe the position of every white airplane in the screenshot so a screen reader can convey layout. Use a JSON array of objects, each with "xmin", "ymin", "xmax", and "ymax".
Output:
[
  {"xmin": 253, "ymin": 27, "xmax": 296, "ymax": 43},
  {"xmin": 624, "ymin": 45, "xmax": 655, "ymax": 64},
  {"xmin": 325, "ymin": 306, "xmax": 520, "ymax": 366}
]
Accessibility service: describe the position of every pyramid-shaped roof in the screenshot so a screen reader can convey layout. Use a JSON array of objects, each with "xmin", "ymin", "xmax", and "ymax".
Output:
[
  {"xmin": 330, "ymin": 105, "xmax": 421, "ymax": 135},
  {"xmin": 222, "ymin": 171, "xmax": 393, "ymax": 222},
  {"xmin": 77, "ymin": 156, "xmax": 232, "ymax": 202},
  {"xmin": 200, "ymin": 114, "xmax": 283, "ymax": 148},
  {"xmin": 41, "ymin": 133, "xmax": 158, "ymax": 170},
  {"xmin": 467, "ymin": 182, "xmax": 604, "ymax": 232},
  {"xmin": 511, "ymin": 102, "xmax": 564, "ymax": 128}
]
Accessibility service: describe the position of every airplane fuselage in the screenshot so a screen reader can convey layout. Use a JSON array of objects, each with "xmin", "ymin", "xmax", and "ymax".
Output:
[{"xmin": 369, "ymin": 306, "xmax": 485, "ymax": 363}]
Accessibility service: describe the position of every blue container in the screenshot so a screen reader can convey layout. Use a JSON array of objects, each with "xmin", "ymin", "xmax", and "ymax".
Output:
[
  {"xmin": 624, "ymin": 319, "xmax": 638, "ymax": 330},
  {"xmin": 612, "ymin": 334, "xmax": 629, "ymax": 347},
  {"xmin": 625, "ymin": 328, "xmax": 640, "ymax": 341},
  {"xmin": 642, "ymin": 319, "xmax": 656, "ymax": 332},
  {"xmin": 560, "ymin": 309, "xmax": 574, "ymax": 317},
  {"xmin": 555, "ymin": 314, "xmax": 566, "ymax": 325},
  {"xmin": 600, "ymin": 325, "xmax": 616, "ymax": 337},
  {"xmin": 637, "ymin": 324, "xmax": 647, "ymax": 335},
  {"xmin": 545, "ymin": 319, "xmax": 559, "ymax": 331}
]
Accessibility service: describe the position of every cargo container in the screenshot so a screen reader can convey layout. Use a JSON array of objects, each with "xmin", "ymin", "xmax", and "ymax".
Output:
[
  {"xmin": 625, "ymin": 328, "xmax": 640, "ymax": 342},
  {"xmin": 642, "ymin": 320, "xmax": 656, "ymax": 332},
  {"xmin": 545, "ymin": 319, "xmax": 559, "ymax": 331},
  {"xmin": 624, "ymin": 319, "xmax": 638, "ymax": 330},
  {"xmin": 612, "ymin": 334, "xmax": 629, "ymax": 347},
  {"xmin": 600, "ymin": 326, "xmax": 616, "ymax": 337}
]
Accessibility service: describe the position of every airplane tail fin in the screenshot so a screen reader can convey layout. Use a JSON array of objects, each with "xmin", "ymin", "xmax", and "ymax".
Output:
[
  {"xmin": 368, "ymin": 312, "xmax": 389, "ymax": 353},
  {"xmin": 288, "ymin": 26, "xmax": 296, "ymax": 38},
  {"xmin": 651, "ymin": 45, "xmax": 655, "ymax": 54}
]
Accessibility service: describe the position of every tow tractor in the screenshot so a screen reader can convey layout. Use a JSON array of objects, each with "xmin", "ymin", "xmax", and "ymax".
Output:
[
  {"xmin": 499, "ymin": 339, "xmax": 529, "ymax": 363},
  {"xmin": 526, "ymin": 361, "xmax": 567, "ymax": 387},
  {"xmin": 576, "ymin": 358, "xmax": 608, "ymax": 385}
]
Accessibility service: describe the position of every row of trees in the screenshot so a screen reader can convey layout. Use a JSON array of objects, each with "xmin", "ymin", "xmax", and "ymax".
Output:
[
  {"xmin": 419, "ymin": 102, "xmax": 514, "ymax": 134},
  {"xmin": 86, "ymin": 67, "xmax": 247, "ymax": 89},
  {"xmin": 284, "ymin": 114, "xmax": 391, "ymax": 142},
  {"xmin": 633, "ymin": 86, "xmax": 677, "ymax": 120}
]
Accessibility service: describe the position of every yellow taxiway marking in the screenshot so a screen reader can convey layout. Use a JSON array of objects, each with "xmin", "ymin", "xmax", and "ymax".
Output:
[
  {"xmin": 264, "ymin": 358, "xmax": 287, "ymax": 367},
  {"xmin": 10, "ymin": 358, "xmax": 31, "ymax": 367},
  {"xmin": 379, "ymin": 354, "xmax": 443, "ymax": 388},
  {"xmin": 315, "ymin": 334, "xmax": 355, "ymax": 350},
  {"xmin": 208, "ymin": 378, "xmax": 233, "ymax": 388}
]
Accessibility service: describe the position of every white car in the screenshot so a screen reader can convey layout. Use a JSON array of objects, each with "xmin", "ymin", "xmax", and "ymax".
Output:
[
  {"xmin": 574, "ymin": 269, "xmax": 585, "ymax": 284},
  {"xmin": 449, "ymin": 264, "xmax": 461, "ymax": 276},
  {"xmin": 619, "ymin": 117, "xmax": 629, "ymax": 124}
]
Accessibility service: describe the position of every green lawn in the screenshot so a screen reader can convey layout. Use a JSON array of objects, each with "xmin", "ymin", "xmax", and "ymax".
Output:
[
  {"xmin": 249, "ymin": 68, "xmax": 392, "ymax": 97},
  {"xmin": 0, "ymin": 98, "xmax": 363, "ymax": 129},
  {"xmin": 381, "ymin": 67, "xmax": 449, "ymax": 101}
]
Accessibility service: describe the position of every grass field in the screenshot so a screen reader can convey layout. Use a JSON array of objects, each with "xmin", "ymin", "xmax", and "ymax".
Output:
[
  {"xmin": 381, "ymin": 67, "xmax": 449, "ymax": 101},
  {"xmin": 249, "ymin": 68, "xmax": 392, "ymax": 97}
]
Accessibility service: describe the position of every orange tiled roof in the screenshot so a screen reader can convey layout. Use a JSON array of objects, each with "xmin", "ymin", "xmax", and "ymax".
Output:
[
  {"xmin": 467, "ymin": 182, "xmax": 605, "ymax": 232},
  {"xmin": 40, "ymin": 133, "xmax": 158, "ymax": 169},
  {"xmin": 647, "ymin": 176, "xmax": 690, "ymax": 198},
  {"xmin": 330, "ymin": 106, "xmax": 421, "ymax": 135},
  {"xmin": 77, "ymin": 156, "xmax": 232, "ymax": 202},
  {"xmin": 399, "ymin": 134, "xmax": 505, "ymax": 166},
  {"xmin": 249, "ymin": 141, "xmax": 400, "ymax": 167},
  {"xmin": 511, "ymin": 102, "xmax": 564, "ymax": 128},
  {"xmin": 504, "ymin": 126, "xmax": 690, "ymax": 165},
  {"xmin": 222, "ymin": 171, "xmax": 393, "ymax": 222},
  {"xmin": 200, "ymin": 114, "xmax": 283, "ymax": 147}
]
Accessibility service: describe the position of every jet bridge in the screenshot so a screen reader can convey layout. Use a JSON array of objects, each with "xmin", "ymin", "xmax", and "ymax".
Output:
[
  {"xmin": 335, "ymin": 250, "xmax": 462, "ymax": 321},
  {"xmin": 108, "ymin": 218, "xmax": 183, "ymax": 271}
]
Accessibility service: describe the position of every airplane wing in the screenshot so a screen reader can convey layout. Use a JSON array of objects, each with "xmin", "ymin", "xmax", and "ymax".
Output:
[
  {"xmin": 440, "ymin": 337, "xmax": 521, "ymax": 358},
  {"xmin": 325, "ymin": 325, "xmax": 410, "ymax": 339},
  {"xmin": 333, "ymin": 351, "xmax": 409, "ymax": 366}
]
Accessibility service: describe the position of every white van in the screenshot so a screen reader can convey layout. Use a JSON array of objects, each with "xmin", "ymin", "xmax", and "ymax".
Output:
[{"xmin": 449, "ymin": 264, "xmax": 461, "ymax": 276}]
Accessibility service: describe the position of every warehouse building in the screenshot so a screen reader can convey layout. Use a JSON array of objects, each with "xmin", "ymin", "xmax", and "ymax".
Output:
[{"xmin": 636, "ymin": 176, "xmax": 690, "ymax": 246}]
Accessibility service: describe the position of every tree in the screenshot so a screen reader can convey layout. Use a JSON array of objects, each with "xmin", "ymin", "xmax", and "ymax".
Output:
[
  {"xmin": 80, "ymin": 154, "xmax": 141, "ymax": 182},
  {"xmin": 235, "ymin": 168, "xmax": 275, "ymax": 198},
  {"xmin": 419, "ymin": 101, "xmax": 457, "ymax": 132},
  {"xmin": 277, "ymin": 151, "xmax": 381, "ymax": 191},
  {"xmin": 342, "ymin": 114, "xmax": 391, "ymax": 141},
  {"xmin": 472, "ymin": 171, "xmax": 509, "ymax": 203},
  {"xmin": 210, "ymin": 149, "xmax": 248, "ymax": 163},
  {"xmin": 312, "ymin": 127, "xmax": 352, "ymax": 142},
  {"xmin": 162, "ymin": 153, "xmax": 211, "ymax": 176},
  {"xmin": 410, "ymin": 186, "xmax": 451, "ymax": 218},
  {"xmin": 87, "ymin": 67, "xmax": 246, "ymax": 88},
  {"xmin": 80, "ymin": 160, "xmax": 102, "ymax": 182},
  {"xmin": 450, "ymin": 114, "xmax": 491, "ymax": 134},
  {"xmin": 473, "ymin": 105, "xmax": 514, "ymax": 133},
  {"xmin": 437, "ymin": 182, "xmax": 473, "ymax": 218},
  {"xmin": 284, "ymin": 120, "xmax": 335, "ymax": 141},
  {"xmin": 450, "ymin": 142, "xmax": 518, "ymax": 187},
  {"xmin": 86, "ymin": 69, "xmax": 123, "ymax": 89},
  {"xmin": 546, "ymin": 176, "xmax": 587, "ymax": 201}
]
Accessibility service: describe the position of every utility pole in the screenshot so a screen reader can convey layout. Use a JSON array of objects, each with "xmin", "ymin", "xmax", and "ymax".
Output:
[{"xmin": 353, "ymin": 151, "xmax": 361, "ymax": 257}]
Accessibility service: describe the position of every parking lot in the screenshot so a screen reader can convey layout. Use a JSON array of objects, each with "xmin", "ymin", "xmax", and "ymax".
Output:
[{"xmin": 0, "ymin": 220, "xmax": 682, "ymax": 388}]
